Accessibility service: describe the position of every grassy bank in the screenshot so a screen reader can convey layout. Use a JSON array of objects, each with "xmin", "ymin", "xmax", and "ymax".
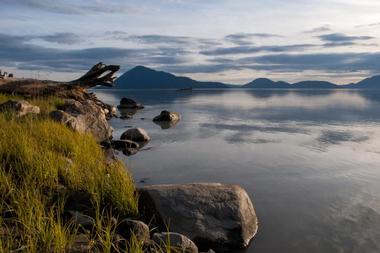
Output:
[{"xmin": 0, "ymin": 94, "xmax": 140, "ymax": 252}]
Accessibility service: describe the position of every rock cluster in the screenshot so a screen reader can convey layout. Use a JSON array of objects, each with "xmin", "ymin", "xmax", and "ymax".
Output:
[{"xmin": 50, "ymin": 99, "xmax": 113, "ymax": 142}]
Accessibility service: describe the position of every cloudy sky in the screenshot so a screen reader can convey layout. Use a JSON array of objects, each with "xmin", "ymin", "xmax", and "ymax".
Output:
[{"xmin": 1, "ymin": 0, "xmax": 380, "ymax": 84}]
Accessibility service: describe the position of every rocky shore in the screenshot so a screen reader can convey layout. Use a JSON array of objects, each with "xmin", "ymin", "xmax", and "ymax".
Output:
[{"xmin": 0, "ymin": 71, "xmax": 258, "ymax": 252}]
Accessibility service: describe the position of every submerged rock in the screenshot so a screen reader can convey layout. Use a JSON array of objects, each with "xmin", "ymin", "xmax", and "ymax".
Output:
[
  {"xmin": 153, "ymin": 232, "xmax": 198, "ymax": 253},
  {"xmin": 139, "ymin": 183, "xmax": 258, "ymax": 251},
  {"xmin": 118, "ymin": 97, "xmax": 144, "ymax": 109},
  {"xmin": 0, "ymin": 100, "xmax": 40, "ymax": 117},
  {"xmin": 120, "ymin": 128, "xmax": 150, "ymax": 143}
]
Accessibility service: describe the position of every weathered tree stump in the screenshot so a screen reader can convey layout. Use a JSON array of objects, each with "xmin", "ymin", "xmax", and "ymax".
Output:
[{"xmin": 68, "ymin": 62, "xmax": 120, "ymax": 88}]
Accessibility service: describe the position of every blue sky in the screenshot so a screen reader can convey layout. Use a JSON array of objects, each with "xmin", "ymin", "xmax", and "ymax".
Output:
[{"xmin": 1, "ymin": 0, "xmax": 380, "ymax": 84}]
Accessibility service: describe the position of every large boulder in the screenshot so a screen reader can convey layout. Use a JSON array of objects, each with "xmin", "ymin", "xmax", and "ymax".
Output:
[
  {"xmin": 120, "ymin": 128, "xmax": 150, "ymax": 143},
  {"xmin": 53, "ymin": 99, "xmax": 113, "ymax": 142},
  {"xmin": 0, "ymin": 100, "xmax": 40, "ymax": 117},
  {"xmin": 118, "ymin": 97, "xmax": 144, "ymax": 109},
  {"xmin": 139, "ymin": 183, "xmax": 258, "ymax": 251},
  {"xmin": 153, "ymin": 232, "xmax": 198, "ymax": 253}
]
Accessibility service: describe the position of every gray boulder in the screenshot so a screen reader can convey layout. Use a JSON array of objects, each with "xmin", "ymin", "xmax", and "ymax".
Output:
[
  {"xmin": 153, "ymin": 232, "xmax": 198, "ymax": 253},
  {"xmin": 54, "ymin": 99, "xmax": 113, "ymax": 142},
  {"xmin": 120, "ymin": 128, "xmax": 150, "ymax": 143},
  {"xmin": 139, "ymin": 183, "xmax": 258, "ymax": 250},
  {"xmin": 0, "ymin": 100, "xmax": 40, "ymax": 117}
]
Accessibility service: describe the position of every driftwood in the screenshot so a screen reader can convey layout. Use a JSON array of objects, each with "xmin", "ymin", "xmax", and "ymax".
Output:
[{"xmin": 68, "ymin": 62, "xmax": 120, "ymax": 88}]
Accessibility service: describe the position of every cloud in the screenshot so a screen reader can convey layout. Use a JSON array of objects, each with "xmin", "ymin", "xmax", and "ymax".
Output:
[
  {"xmin": 303, "ymin": 25, "xmax": 332, "ymax": 34},
  {"xmin": 317, "ymin": 33, "xmax": 375, "ymax": 47},
  {"xmin": 225, "ymin": 33, "xmax": 283, "ymax": 45},
  {"xmin": 0, "ymin": 33, "xmax": 187, "ymax": 72},
  {"xmin": 317, "ymin": 130, "xmax": 369, "ymax": 145},
  {"xmin": 129, "ymin": 35, "xmax": 193, "ymax": 45},
  {"xmin": 163, "ymin": 51, "xmax": 380, "ymax": 75},
  {"xmin": 244, "ymin": 52, "xmax": 380, "ymax": 73},
  {"xmin": 201, "ymin": 123, "xmax": 308, "ymax": 134},
  {"xmin": 3, "ymin": 0, "xmax": 138, "ymax": 15},
  {"xmin": 356, "ymin": 22, "xmax": 380, "ymax": 28},
  {"xmin": 35, "ymin": 33, "xmax": 83, "ymax": 45},
  {"xmin": 200, "ymin": 44, "xmax": 315, "ymax": 56}
]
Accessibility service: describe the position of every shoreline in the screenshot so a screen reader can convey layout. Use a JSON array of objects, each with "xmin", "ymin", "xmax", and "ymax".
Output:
[{"xmin": 0, "ymin": 78, "xmax": 258, "ymax": 253}]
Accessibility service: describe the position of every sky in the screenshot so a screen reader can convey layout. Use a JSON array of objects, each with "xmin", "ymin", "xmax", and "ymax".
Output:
[{"xmin": 1, "ymin": 0, "xmax": 380, "ymax": 84}]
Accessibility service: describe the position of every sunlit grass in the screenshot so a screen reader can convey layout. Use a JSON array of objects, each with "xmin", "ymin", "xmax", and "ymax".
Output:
[{"xmin": 0, "ymin": 93, "xmax": 140, "ymax": 252}]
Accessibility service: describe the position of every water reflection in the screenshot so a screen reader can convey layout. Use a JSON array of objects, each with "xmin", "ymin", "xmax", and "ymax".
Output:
[{"xmin": 95, "ymin": 89, "xmax": 380, "ymax": 253}]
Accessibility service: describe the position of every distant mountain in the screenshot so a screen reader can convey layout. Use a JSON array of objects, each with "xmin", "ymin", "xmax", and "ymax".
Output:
[
  {"xmin": 243, "ymin": 78, "xmax": 291, "ymax": 89},
  {"xmin": 291, "ymin": 81, "xmax": 338, "ymax": 89},
  {"xmin": 114, "ymin": 66, "xmax": 229, "ymax": 89},
  {"xmin": 350, "ymin": 75, "xmax": 380, "ymax": 89},
  {"xmin": 110, "ymin": 66, "xmax": 380, "ymax": 90}
]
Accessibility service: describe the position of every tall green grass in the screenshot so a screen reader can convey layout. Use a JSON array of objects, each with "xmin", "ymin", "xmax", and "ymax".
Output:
[{"xmin": 0, "ymin": 94, "xmax": 139, "ymax": 252}]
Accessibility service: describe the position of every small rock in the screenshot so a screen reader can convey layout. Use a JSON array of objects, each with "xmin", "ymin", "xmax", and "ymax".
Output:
[
  {"xmin": 118, "ymin": 97, "xmax": 144, "ymax": 109},
  {"xmin": 68, "ymin": 211, "xmax": 95, "ymax": 228},
  {"xmin": 153, "ymin": 111, "xmax": 181, "ymax": 129},
  {"xmin": 50, "ymin": 110, "xmax": 76, "ymax": 127},
  {"xmin": 65, "ymin": 191, "xmax": 93, "ymax": 213},
  {"xmin": 153, "ymin": 232, "xmax": 198, "ymax": 253},
  {"xmin": 111, "ymin": 140, "xmax": 140, "ymax": 150},
  {"xmin": 69, "ymin": 234, "xmax": 92, "ymax": 253},
  {"xmin": 121, "ymin": 128, "xmax": 150, "ymax": 143},
  {"xmin": 119, "ymin": 108, "xmax": 138, "ymax": 120},
  {"xmin": 153, "ymin": 110, "xmax": 180, "ymax": 122},
  {"xmin": 0, "ymin": 100, "xmax": 40, "ymax": 117},
  {"xmin": 111, "ymin": 140, "xmax": 140, "ymax": 156},
  {"xmin": 117, "ymin": 219, "xmax": 150, "ymax": 243}
]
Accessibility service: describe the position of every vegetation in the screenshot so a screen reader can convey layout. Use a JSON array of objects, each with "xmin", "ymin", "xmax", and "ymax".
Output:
[{"xmin": 0, "ymin": 94, "xmax": 140, "ymax": 252}]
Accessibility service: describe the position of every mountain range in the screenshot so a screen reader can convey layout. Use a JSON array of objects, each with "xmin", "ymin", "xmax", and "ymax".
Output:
[{"xmin": 112, "ymin": 66, "xmax": 380, "ymax": 90}]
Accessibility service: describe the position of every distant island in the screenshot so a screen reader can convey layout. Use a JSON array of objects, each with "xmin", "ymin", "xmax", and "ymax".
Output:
[{"xmin": 110, "ymin": 66, "xmax": 380, "ymax": 90}]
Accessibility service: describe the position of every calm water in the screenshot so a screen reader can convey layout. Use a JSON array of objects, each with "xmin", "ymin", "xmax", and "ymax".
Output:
[{"xmin": 95, "ymin": 89, "xmax": 380, "ymax": 253}]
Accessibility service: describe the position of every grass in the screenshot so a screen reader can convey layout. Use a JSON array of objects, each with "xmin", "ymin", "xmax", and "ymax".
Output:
[{"xmin": 0, "ymin": 93, "xmax": 141, "ymax": 252}]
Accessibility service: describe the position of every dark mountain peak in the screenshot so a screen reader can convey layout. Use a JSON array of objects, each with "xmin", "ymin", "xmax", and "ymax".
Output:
[
  {"xmin": 355, "ymin": 75, "xmax": 380, "ymax": 88},
  {"xmin": 112, "ymin": 66, "xmax": 380, "ymax": 90},
  {"xmin": 244, "ymin": 78, "xmax": 290, "ymax": 88},
  {"xmin": 292, "ymin": 80, "xmax": 337, "ymax": 88},
  {"xmin": 115, "ymin": 66, "xmax": 228, "ymax": 89},
  {"xmin": 127, "ymin": 65, "xmax": 169, "ymax": 75}
]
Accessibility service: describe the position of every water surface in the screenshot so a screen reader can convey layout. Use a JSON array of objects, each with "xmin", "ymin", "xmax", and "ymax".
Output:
[{"xmin": 95, "ymin": 89, "xmax": 380, "ymax": 253}]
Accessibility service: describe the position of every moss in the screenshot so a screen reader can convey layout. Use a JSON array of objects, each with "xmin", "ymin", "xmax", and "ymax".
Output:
[{"xmin": 0, "ymin": 93, "xmax": 139, "ymax": 252}]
